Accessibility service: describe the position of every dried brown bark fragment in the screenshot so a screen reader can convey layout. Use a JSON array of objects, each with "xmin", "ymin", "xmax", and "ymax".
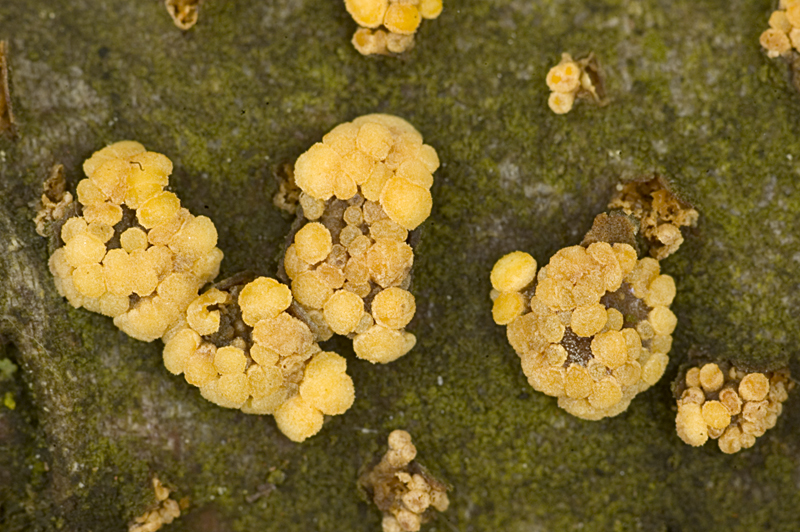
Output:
[
  {"xmin": 0, "ymin": 40, "xmax": 16, "ymax": 137},
  {"xmin": 34, "ymin": 164, "xmax": 76, "ymax": 238},
  {"xmin": 580, "ymin": 212, "xmax": 639, "ymax": 250}
]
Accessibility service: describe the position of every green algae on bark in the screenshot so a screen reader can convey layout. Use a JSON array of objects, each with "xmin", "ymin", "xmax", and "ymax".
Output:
[{"xmin": 1, "ymin": 0, "xmax": 800, "ymax": 531}]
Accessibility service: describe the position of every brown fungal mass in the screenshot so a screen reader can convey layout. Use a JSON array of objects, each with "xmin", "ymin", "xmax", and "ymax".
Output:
[
  {"xmin": 34, "ymin": 164, "xmax": 75, "ymax": 238},
  {"xmin": 491, "ymin": 237, "xmax": 677, "ymax": 420},
  {"xmin": 346, "ymin": 0, "xmax": 443, "ymax": 56},
  {"xmin": 163, "ymin": 275, "xmax": 355, "ymax": 442},
  {"xmin": 608, "ymin": 176, "xmax": 698, "ymax": 260},
  {"xmin": 286, "ymin": 114, "xmax": 437, "ymax": 364},
  {"xmin": 272, "ymin": 162, "xmax": 302, "ymax": 214},
  {"xmin": 674, "ymin": 362, "xmax": 793, "ymax": 453},
  {"xmin": 360, "ymin": 430, "xmax": 449, "ymax": 532},
  {"xmin": 47, "ymin": 141, "xmax": 224, "ymax": 342}
]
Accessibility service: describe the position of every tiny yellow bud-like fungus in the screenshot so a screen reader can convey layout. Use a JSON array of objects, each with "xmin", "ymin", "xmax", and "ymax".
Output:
[
  {"xmin": 674, "ymin": 362, "xmax": 793, "ymax": 453},
  {"xmin": 285, "ymin": 115, "xmax": 437, "ymax": 364},
  {"xmin": 164, "ymin": 275, "xmax": 355, "ymax": 442},
  {"xmin": 546, "ymin": 53, "xmax": 605, "ymax": 115},
  {"xmin": 47, "ymin": 142, "xmax": 223, "ymax": 341},
  {"xmin": 345, "ymin": 0, "xmax": 442, "ymax": 56},
  {"xmin": 360, "ymin": 431, "xmax": 449, "ymax": 532}
]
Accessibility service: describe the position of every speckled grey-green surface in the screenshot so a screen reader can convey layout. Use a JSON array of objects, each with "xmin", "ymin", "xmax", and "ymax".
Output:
[{"xmin": 2, "ymin": 0, "xmax": 800, "ymax": 531}]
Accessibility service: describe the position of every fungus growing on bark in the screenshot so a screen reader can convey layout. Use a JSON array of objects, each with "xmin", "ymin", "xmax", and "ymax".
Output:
[
  {"xmin": 546, "ymin": 53, "xmax": 605, "ymax": 114},
  {"xmin": 284, "ymin": 114, "xmax": 436, "ymax": 364},
  {"xmin": 761, "ymin": 2, "xmax": 800, "ymax": 58},
  {"xmin": 34, "ymin": 164, "xmax": 74, "ymax": 238},
  {"xmin": 491, "ymin": 241, "xmax": 676, "ymax": 420},
  {"xmin": 759, "ymin": 2, "xmax": 800, "ymax": 93},
  {"xmin": 490, "ymin": 195, "xmax": 689, "ymax": 420},
  {"xmin": 360, "ymin": 430, "xmax": 449, "ymax": 532},
  {"xmin": 47, "ymin": 141, "xmax": 223, "ymax": 341},
  {"xmin": 674, "ymin": 362, "xmax": 793, "ymax": 453},
  {"xmin": 346, "ymin": 0, "xmax": 443, "ymax": 56},
  {"xmin": 128, "ymin": 477, "xmax": 183, "ymax": 532},
  {"xmin": 163, "ymin": 275, "xmax": 355, "ymax": 442},
  {"xmin": 607, "ymin": 176, "xmax": 698, "ymax": 260}
]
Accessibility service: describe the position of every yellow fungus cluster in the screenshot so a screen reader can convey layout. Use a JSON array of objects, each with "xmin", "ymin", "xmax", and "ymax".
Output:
[
  {"xmin": 163, "ymin": 276, "xmax": 355, "ymax": 442},
  {"xmin": 675, "ymin": 363, "xmax": 793, "ymax": 453},
  {"xmin": 545, "ymin": 53, "xmax": 602, "ymax": 115},
  {"xmin": 491, "ymin": 242, "xmax": 678, "ymax": 420},
  {"xmin": 360, "ymin": 430, "xmax": 449, "ymax": 532},
  {"xmin": 286, "ymin": 114, "xmax": 437, "ymax": 364},
  {"xmin": 44, "ymin": 142, "xmax": 366, "ymax": 442},
  {"xmin": 48, "ymin": 141, "xmax": 223, "ymax": 341},
  {"xmin": 760, "ymin": 1, "xmax": 800, "ymax": 58},
  {"xmin": 608, "ymin": 177, "xmax": 698, "ymax": 260},
  {"xmin": 346, "ymin": 0, "xmax": 443, "ymax": 55},
  {"xmin": 129, "ymin": 477, "xmax": 182, "ymax": 532}
]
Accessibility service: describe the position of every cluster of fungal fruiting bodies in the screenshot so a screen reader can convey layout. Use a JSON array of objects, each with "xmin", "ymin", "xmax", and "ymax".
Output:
[
  {"xmin": 47, "ymin": 141, "xmax": 223, "ymax": 342},
  {"xmin": 760, "ymin": 1, "xmax": 800, "ymax": 58},
  {"xmin": 675, "ymin": 363, "xmax": 793, "ymax": 453},
  {"xmin": 285, "ymin": 114, "xmax": 438, "ymax": 365},
  {"xmin": 163, "ymin": 275, "xmax": 355, "ymax": 442},
  {"xmin": 360, "ymin": 430, "xmax": 449, "ymax": 532},
  {"xmin": 44, "ymin": 141, "xmax": 358, "ymax": 442},
  {"xmin": 129, "ymin": 478, "xmax": 182, "ymax": 532},
  {"xmin": 491, "ymin": 241, "xmax": 677, "ymax": 420},
  {"xmin": 490, "ymin": 179, "xmax": 697, "ymax": 419},
  {"xmin": 608, "ymin": 177, "xmax": 699, "ymax": 260},
  {"xmin": 46, "ymin": 117, "xmax": 435, "ymax": 443},
  {"xmin": 545, "ymin": 53, "xmax": 603, "ymax": 115},
  {"xmin": 345, "ymin": 0, "xmax": 442, "ymax": 55}
]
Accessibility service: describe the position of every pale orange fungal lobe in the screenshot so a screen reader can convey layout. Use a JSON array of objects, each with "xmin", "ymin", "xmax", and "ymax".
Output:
[
  {"xmin": 323, "ymin": 290, "xmax": 365, "ymax": 335},
  {"xmin": 294, "ymin": 222, "xmax": 333, "ymax": 264},
  {"xmin": 492, "ymin": 292, "xmax": 526, "ymax": 325},
  {"xmin": 345, "ymin": 0, "xmax": 389, "ymax": 28},
  {"xmin": 354, "ymin": 325, "xmax": 416, "ymax": 363},
  {"xmin": 490, "ymin": 251, "xmax": 537, "ymax": 293},
  {"xmin": 570, "ymin": 303, "xmax": 607, "ymax": 337},
  {"xmin": 383, "ymin": 4, "xmax": 422, "ymax": 35},
  {"xmin": 739, "ymin": 373, "xmax": 770, "ymax": 402}
]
